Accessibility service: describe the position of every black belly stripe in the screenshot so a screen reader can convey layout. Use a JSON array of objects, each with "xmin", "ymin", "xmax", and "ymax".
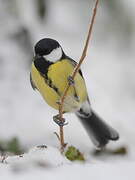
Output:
[
  {"xmin": 44, "ymin": 76, "xmax": 61, "ymax": 96},
  {"xmin": 45, "ymin": 77, "xmax": 78, "ymax": 100},
  {"xmin": 40, "ymin": 71, "xmax": 79, "ymax": 100},
  {"xmin": 46, "ymin": 77, "xmax": 79, "ymax": 101}
]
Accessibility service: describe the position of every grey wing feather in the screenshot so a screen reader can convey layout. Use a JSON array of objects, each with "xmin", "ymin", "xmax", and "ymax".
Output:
[{"xmin": 30, "ymin": 73, "xmax": 37, "ymax": 90}]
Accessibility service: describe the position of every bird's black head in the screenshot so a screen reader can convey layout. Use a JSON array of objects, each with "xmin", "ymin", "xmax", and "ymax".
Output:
[
  {"xmin": 35, "ymin": 38, "xmax": 60, "ymax": 56},
  {"xmin": 34, "ymin": 38, "xmax": 64, "ymax": 63},
  {"xmin": 33, "ymin": 38, "xmax": 65, "ymax": 75}
]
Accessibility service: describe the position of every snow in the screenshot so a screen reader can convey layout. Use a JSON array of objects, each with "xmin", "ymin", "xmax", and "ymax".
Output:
[
  {"xmin": 1, "ymin": 146, "xmax": 135, "ymax": 180},
  {"xmin": 0, "ymin": 146, "xmax": 135, "ymax": 180},
  {"xmin": 5, "ymin": 146, "xmax": 70, "ymax": 169},
  {"xmin": 0, "ymin": 0, "xmax": 135, "ymax": 179}
]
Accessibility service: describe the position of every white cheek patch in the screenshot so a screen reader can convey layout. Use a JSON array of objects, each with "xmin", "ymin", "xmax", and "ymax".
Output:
[{"xmin": 44, "ymin": 47, "xmax": 62, "ymax": 62}]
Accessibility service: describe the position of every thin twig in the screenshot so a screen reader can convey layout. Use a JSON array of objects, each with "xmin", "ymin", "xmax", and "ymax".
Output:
[{"xmin": 58, "ymin": 0, "xmax": 99, "ymax": 153}]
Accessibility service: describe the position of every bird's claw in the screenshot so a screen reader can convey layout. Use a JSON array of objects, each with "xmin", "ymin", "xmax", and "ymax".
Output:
[
  {"xmin": 56, "ymin": 100, "xmax": 61, "ymax": 105},
  {"xmin": 53, "ymin": 115, "xmax": 68, "ymax": 127},
  {"xmin": 68, "ymin": 75, "xmax": 75, "ymax": 86}
]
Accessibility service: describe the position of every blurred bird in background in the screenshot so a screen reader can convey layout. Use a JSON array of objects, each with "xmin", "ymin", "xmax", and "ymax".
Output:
[{"xmin": 30, "ymin": 38, "xmax": 119, "ymax": 149}]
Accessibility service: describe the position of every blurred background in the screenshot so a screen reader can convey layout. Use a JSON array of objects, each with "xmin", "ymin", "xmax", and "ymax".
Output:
[{"xmin": 0, "ymin": 0, "xmax": 135, "ymax": 159}]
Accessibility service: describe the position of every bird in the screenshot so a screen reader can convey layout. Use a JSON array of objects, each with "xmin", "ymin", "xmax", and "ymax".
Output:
[{"xmin": 30, "ymin": 38, "xmax": 119, "ymax": 149}]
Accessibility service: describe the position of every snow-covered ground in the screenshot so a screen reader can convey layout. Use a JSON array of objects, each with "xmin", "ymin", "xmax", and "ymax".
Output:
[
  {"xmin": 0, "ymin": 0, "xmax": 135, "ymax": 179},
  {"xmin": 0, "ymin": 146, "xmax": 135, "ymax": 180}
]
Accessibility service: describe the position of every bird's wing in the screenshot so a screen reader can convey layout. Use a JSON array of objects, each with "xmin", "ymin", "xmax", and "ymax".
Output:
[{"xmin": 30, "ymin": 72, "xmax": 37, "ymax": 90}]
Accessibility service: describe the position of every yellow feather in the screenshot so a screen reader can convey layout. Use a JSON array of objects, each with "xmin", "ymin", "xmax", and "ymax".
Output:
[{"xmin": 31, "ymin": 59, "xmax": 87, "ymax": 112}]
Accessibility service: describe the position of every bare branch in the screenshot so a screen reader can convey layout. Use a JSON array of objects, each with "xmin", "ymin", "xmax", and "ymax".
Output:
[{"xmin": 58, "ymin": 0, "xmax": 99, "ymax": 153}]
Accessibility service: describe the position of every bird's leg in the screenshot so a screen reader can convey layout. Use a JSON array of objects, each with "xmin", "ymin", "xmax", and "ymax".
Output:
[
  {"xmin": 67, "ymin": 75, "xmax": 75, "ymax": 86},
  {"xmin": 53, "ymin": 114, "xmax": 68, "ymax": 127}
]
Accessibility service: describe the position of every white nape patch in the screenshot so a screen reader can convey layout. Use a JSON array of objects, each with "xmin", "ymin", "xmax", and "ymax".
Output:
[{"xmin": 44, "ymin": 47, "xmax": 62, "ymax": 62}]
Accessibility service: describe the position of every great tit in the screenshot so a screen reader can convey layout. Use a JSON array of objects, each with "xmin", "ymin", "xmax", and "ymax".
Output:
[{"xmin": 30, "ymin": 38, "xmax": 119, "ymax": 149}]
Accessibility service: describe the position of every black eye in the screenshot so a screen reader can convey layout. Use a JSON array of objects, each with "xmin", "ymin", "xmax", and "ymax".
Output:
[{"xmin": 44, "ymin": 48, "xmax": 50, "ymax": 55}]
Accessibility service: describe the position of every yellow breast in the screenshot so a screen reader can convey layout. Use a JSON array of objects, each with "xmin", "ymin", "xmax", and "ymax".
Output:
[{"xmin": 31, "ymin": 59, "xmax": 88, "ymax": 112}]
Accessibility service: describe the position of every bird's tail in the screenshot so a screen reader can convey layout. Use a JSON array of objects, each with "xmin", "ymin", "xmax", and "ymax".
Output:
[{"xmin": 75, "ymin": 110, "xmax": 119, "ymax": 149}]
